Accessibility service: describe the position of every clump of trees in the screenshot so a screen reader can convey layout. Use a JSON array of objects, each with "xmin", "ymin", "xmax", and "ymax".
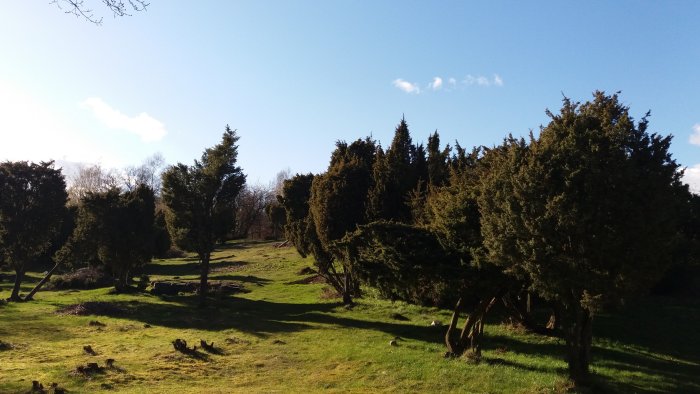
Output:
[
  {"xmin": 161, "ymin": 126, "xmax": 246, "ymax": 307},
  {"xmin": 280, "ymin": 92, "xmax": 695, "ymax": 385},
  {"xmin": 58, "ymin": 184, "xmax": 156, "ymax": 292},
  {"xmin": 0, "ymin": 161, "xmax": 67, "ymax": 301}
]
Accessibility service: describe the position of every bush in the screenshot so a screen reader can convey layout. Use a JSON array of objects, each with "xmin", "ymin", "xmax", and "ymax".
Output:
[{"xmin": 49, "ymin": 267, "xmax": 112, "ymax": 290}]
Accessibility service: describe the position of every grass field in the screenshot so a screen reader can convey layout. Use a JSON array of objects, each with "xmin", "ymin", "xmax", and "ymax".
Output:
[{"xmin": 1, "ymin": 241, "xmax": 699, "ymax": 393}]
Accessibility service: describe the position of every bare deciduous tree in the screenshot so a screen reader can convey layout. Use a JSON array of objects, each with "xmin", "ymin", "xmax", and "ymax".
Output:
[
  {"xmin": 51, "ymin": 0, "xmax": 149, "ymax": 25},
  {"xmin": 123, "ymin": 153, "xmax": 165, "ymax": 196},
  {"xmin": 67, "ymin": 164, "xmax": 119, "ymax": 203}
]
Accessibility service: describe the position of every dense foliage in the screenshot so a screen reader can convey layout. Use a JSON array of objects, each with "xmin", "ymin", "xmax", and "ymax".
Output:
[
  {"xmin": 161, "ymin": 126, "xmax": 246, "ymax": 306},
  {"xmin": 0, "ymin": 161, "xmax": 67, "ymax": 301},
  {"xmin": 58, "ymin": 185, "xmax": 156, "ymax": 292}
]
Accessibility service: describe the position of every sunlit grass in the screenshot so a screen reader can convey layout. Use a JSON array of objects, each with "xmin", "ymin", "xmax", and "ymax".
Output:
[{"xmin": 1, "ymin": 241, "xmax": 698, "ymax": 393}]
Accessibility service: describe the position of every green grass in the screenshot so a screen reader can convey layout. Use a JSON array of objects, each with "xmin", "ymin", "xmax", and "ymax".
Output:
[{"xmin": 1, "ymin": 241, "xmax": 699, "ymax": 393}]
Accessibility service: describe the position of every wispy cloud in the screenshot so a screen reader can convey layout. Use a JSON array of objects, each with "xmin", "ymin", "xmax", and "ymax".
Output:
[
  {"xmin": 392, "ymin": 79, "xmax": 421, "ymax": 94},
  {"xmin": 690, "ymin": 124, "xmax": 700, "ymax": 146},
  {"xmin": 684, "ymin": 164, "xmax": 700, "ymax": 194},
  {"xmin": 393, "ymin": 74, "xmax": 504, "ymax": 94},
  {"xmin": 494, "ymin": 74, "xmax": 504, "ymax": 87},
  {"xmin": 429, "ymin": 77, "xmax": 443, "ymax": 90},
  {"xmin": 464, "ymin": 74, "xmax": 502, "ymax": 87},
  {"xmin": 81, "ymin": 97, "xmax": 167, "ymax": 142}
]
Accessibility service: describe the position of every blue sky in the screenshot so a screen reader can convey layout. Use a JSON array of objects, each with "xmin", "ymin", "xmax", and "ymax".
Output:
[{"xmin": 1, "ymin": 1, "xmax": 699, "ymax": 191}]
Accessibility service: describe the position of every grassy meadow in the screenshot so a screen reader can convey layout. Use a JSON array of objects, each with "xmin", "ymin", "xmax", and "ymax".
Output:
[{"xmin": 1, "ymin": 241, "xmax": 699, "ymax": 393}]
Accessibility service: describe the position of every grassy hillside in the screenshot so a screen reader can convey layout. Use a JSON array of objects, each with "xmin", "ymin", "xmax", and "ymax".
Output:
[{"xmin": 1, "ymin": 241, "xmax": 698, "ymax": 393}]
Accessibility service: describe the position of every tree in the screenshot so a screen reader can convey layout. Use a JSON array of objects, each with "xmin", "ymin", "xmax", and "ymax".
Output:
[
  {"xmin": 366, "ymin": 118, "xmax": 422, "ymax": 222},
  {"xmin": 0, "ymin": 161, "xmax": 67, "ymax": 301},
  {"xmin": 479, "ymin": 92, "xmax": 686, "ymax": 384},
  {"xmin": 308, "ymin": 138, "xmax": 376, "ymax": 304},
  {"xmin": 60, "ymin": 185, "xmax": 155, "ymax": 291},
  {"xmin": 426, "ymin": 131, "xmax": 450, "ymax": 187},
  {"xmin": 67, "ymin": 163, "xmax": 119, "ymax": 204},
  {"xmin": 151, "ymin": 209, "xmax": 172, "ymax": 258},
  {"xmin": 124, "ymin": 153, "xmax": 166, "ymax": 196},
  {"xmin": 52, "ymin": 0, "xmax": 149, "ymax": 25},
  {"xmin": 234, "ymin": 184, "xmax": 272, "ymax": 238},
  {"xmin": 161, "ymin": 126, "xmax": 246, "ymax": 306}
]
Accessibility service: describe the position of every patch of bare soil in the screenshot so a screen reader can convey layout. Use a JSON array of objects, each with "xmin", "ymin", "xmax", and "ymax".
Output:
[{"xmin": 55, "ymin": 302, "xmax": 128, "ymax": 316}]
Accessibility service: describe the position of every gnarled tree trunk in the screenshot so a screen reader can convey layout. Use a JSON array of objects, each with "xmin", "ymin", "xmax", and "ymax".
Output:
[
  {"xmin": 8, "ymin": 269, "xmax": 25, "ymax": 302},
  {"xmin": 444, "ymin": 297, "xmax": 463, "ymax": 355}
]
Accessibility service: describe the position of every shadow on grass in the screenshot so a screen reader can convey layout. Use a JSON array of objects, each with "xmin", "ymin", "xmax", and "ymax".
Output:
[
  {"xmin": 484, "ymin": 330, "xmax": 700, "ymax": 393},
  {"xmin": 207, "ymin": 274, "xmax": 270, "ymax": 286},
  {"xmin": 144, "ymin": 260, "xmax": 248, "ymax": 277},
  {"xmin": 52, "ymin": 291, "xmax": 699, "ymax": 394}
]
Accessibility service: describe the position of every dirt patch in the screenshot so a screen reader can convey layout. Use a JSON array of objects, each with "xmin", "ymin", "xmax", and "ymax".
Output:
[
  {"xmin": 56, "ymin": 302, "xmax": 128, "ymax": 316},
  {"xmin": 287, "ymin": 274, "xmax": 325, "ymax": 285}
]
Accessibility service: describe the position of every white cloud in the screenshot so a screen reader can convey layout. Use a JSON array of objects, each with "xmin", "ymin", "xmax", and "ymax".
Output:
[
  {"xmin": 684, "ymin": 164, "xmax": 700, "ymax": 194},
  {"xmin": 392, "ymin": 74, "xmax": 503, "ymax": 93},
  {"xmin": 463, "ymin": 74, "xmax": 503, "ymax": 87},
  {"xmin": 81, "ymin": 97, "xmax": 167, "ymax": 142},
  {"xmin": 0, "ymin": 80, "xmax": 120, "ymax": 166},
  {"xmin": 392, "ymin": 79, "xmax": 421, "ymax": 94},
  {"xmin": 494, "ymin": 74, "xmax": 504, "ymax": 87},
  {"xmin": 429, "ymin": 77, "xmax": 443, "ymax": 90},
  {"xmin": 690, "ymin": 124, "xmax": 700, "ymax": 146}
]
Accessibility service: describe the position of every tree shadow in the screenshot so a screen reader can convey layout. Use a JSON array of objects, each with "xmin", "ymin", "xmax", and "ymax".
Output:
[
  {"xmin": 207, "ymin": 274, "xmax": 270, "ymax": 286},
  {"xmin": 86, "ymin": 297, "xmax": 443, "ymax": 345},
  {"xmin": 482, "ymin": 332, "xmax": 700, "ymax": 393},
  {"xmin": 145, "ymin": 260, "xmax": 248, "ymax": 277}
]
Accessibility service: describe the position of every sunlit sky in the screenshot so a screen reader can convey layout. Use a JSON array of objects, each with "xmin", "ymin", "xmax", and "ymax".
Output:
[{"xmin": 1, "ymin": 1, "xmax": 699, "ymax": 191}]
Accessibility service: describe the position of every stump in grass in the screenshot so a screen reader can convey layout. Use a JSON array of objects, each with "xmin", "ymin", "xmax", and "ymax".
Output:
[{"xmin": 200, "ymin": 340, "xmax": 214, "ymax": 351}]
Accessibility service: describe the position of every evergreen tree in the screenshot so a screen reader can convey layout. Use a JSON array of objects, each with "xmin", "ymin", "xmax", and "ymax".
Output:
[
  {"xmin": 366, "ymin": 118, "xmax": 420, "ymax": 222},
  {"xmin": 161, "ymin": 126, "xmax": 246, "ymax": 306},
  {"xmin": 0, "ymin": 161, "xmax": 67, "ymax": 301},
  {"xmin": 60, "ymin": 185, "xmax": 156, "ymax": 292},
  {"xmin": 479, "ymin": 92, "xmax": 686, "ymax": 384},
  {"xmin": 426, "ymin": 131, "xmax": 450, "ymax": 187},
  {"xmin": 308, "ymin": 138, "xmax": 376, "ymax": 304}
]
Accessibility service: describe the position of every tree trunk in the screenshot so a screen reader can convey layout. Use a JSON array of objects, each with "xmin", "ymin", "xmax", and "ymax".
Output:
[
  {"xmin": 341, "ymin": 270, "xmax": 353, "ymax": 305},
  {"xmin": 8, "ymin": 269, "xmax": 25, "ymax": 302},
  {"xmin": 444, "ymin": 297, "xmax": 463, "ymax": 355},
  {"xmin": 23, "ymin": 262, "xmax": 61, "ymax": 301},
  {"xmin": 565, "ymin": 306, "xmax": 593, "ymax": 385},
  {"xmin": 198, "ymin": 253, "xmax": 210, "ymax": 307},
  {"xmin": 457, "ymin": 293, "xmax": 500, "ymax": 355},
  {"xmin": 114, "ymin": 267, "xmax": 128, "ymax": 293}
]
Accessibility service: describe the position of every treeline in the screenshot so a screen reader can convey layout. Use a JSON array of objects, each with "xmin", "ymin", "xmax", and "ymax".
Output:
[
  {"xmin": 278, "ymin": 92, "xmax": 700, "ymax": 384},
  {"xmin": 0, "ymin": 126, "xmax": 285, "ymax": 306}
]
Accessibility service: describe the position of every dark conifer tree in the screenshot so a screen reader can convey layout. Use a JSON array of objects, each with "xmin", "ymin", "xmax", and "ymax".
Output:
[
  {"xmin": 161, "ymin": 126, "xmax": 246, "ymax": 306},
  {"xmin": 0, "ymin": 161, "xmax": 67, "ymax": 301}
]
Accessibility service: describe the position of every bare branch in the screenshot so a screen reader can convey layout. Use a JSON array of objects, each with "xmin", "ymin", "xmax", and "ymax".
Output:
[{"xmin": 50, "ymin": 0, "xmax": 150, "ymax": 25}]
